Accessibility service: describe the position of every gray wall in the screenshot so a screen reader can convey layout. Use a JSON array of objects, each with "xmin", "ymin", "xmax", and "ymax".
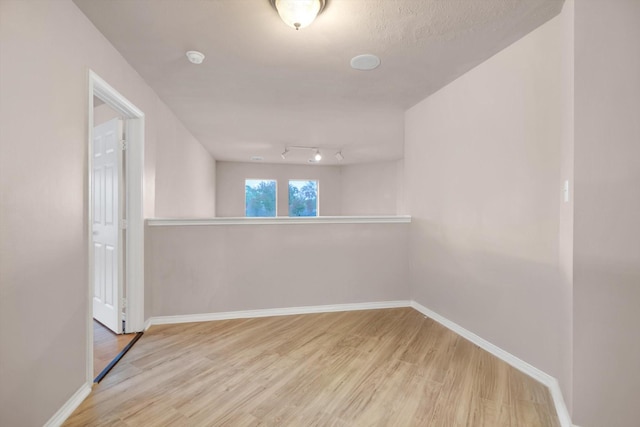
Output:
[
  {"xmin": 0, "ymin": 1, "xmax": 215, "ymax": 425},
  {"xmin": 573, "ymin": 1, "xmax": 640, "ymax": 425},
  {"xmin": 146, "ymin": 223, "xmax": 410, "ymax": 317},
  {"xmin": 404, "ymin": 4, "xmax": 574, "ymax": 402},
  {"xmin": 216, "ymin": 160, "xmax": 402, "ymax": 217}
]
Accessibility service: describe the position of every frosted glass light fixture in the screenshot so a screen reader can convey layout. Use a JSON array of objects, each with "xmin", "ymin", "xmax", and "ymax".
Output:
[{"xmin": 270, "ymin": 0, "xmax": 326, "ymax": 30}]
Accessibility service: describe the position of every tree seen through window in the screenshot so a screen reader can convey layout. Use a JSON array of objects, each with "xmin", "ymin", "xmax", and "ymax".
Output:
[
  {"xmin": 245, "ymin": 179, "xmax": 276, "ymax": 217},
  {"xmin": 289, "ymin": 180, "xmax": 318, "ymax": 216}
]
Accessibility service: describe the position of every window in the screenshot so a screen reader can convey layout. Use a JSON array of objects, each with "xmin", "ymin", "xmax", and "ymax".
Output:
[
  {"xmin": 289, "ymin": 180, "xmax": 318, "ymax": 216},
  {"xmin": 245, "ymin": 179, "xmax": 276, "ymax": 217}
]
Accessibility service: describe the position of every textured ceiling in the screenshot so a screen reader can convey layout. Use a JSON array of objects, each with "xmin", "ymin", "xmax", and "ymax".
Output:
[{"xmin": 74, "ymin": 0, "xmax": 564, "ymax": 164}]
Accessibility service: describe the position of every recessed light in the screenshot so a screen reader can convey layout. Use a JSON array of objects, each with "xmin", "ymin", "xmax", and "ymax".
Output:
[
  {"xmin": 350, "ymin": 54, "xmax": 380, "ymax": 71},
  {"xmin": 186, "ymin": 50, "xmax": 205, "ymax": 64}
]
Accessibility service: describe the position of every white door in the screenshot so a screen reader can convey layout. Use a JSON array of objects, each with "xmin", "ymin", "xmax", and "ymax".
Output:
[{"xmin": 92, "ymin": 118, "xmax": 124, "ymax": 333}]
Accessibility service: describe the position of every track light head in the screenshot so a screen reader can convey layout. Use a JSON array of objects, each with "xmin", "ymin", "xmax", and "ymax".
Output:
[
  {"xmin": 280, "ymin": 146, "xmax": 325, "ymax": 162},
  {"xmin": 335, "ymin": 151, "xmax": 344, "ymax": 161}
]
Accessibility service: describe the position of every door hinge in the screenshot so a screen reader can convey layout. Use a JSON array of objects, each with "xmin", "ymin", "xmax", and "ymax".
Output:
[
  {"xmin": 121, "ymin": 298, "xmax": 127, "ymax": 333},
  {"xmin": 120, "ymin": 140, "xmax": 128, "ymax": 151},
  {"xmin": 121, "ymin": 219, "xmax": 128, "ymax": 230}
]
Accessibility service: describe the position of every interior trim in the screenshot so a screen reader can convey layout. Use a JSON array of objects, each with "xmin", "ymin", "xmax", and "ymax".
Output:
[
  {"xmin": 410, "ymin": 301, "xmax": 573, "ymax": 427},
  {"xmin": 143, "ymin": 300, "xmax": 411, "ymax": 330},
  {"xmin": 43, "ymin": 382, "xmax": 92, "ymax": 427},
  {"xmin": 146, "ymin": 215, "xmax": 411, "ymax": 227},
  {"xmin": 54, "ymin": 300, "xmax": 573, "ymax": 426},
  {"xmin": 145, "ymin": 300, "xmax": 573, "ymax": 426}
]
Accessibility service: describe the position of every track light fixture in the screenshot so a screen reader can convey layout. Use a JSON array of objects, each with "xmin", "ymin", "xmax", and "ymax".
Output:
[{"xmin": 280, "ymin": 146, "xmax": 345, "ymax": 163}]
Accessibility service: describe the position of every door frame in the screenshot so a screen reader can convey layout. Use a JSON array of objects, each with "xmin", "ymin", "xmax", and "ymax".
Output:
[{"xmin": 87, "ymin": 70, "xmax": 145, "ymax": 383}]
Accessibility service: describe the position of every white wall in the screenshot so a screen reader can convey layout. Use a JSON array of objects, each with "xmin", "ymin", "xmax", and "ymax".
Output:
[
  {"xmin": 216, "ymin": 160, "xmax": 402, "ymax": 217},
  {"xmin": 146, "ymin": 223, "xmax": 410, "ymax": 317},
  {"xmin": 405, "ymin": 4, "xmax": 574, "ymax": 403},
  {"xmin": 0, "ymin": 1, "xmax": 215, "ymax": 425},
  {"xmin": 573, "ymin": 1, "xmax": 640, "ymax": 425},
  {"xmin": 93, "ymin": 100, "xmax": 121, "ymax": 125},
  {"xmin": 93, "ymin": 99, "xmax": 218, "ymax": 218},
  {"xmin": 340, "ymin": 160, "xmax": 402, "ymax": 216},
  {"xmin": 216, "ymin": 162, "xmax": 342, "ymax": 216},
  {"xmin": 154, "ymin": 102, "xmax": 216, "ymax": 218},
  {"xmin": 557, "ymin": 0, "xmax": 574, "ymax": 413}
]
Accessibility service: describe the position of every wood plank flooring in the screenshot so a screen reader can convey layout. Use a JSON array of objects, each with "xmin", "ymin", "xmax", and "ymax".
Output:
[
  {"xmin": 93, "ymin": 320, "xmax": 137, "ymax": 378},
  {"xmin": 67, "ymin": 309, "xmax": 559, "ymax": 426}
]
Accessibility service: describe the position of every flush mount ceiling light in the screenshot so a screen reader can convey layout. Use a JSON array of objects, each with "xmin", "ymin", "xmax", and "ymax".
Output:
[
  {"xmin": 350, "ymin": 54, "xmax": 381, "ymax": 71},
  {"xmin": 269, "ymin": 0, "xmax": 326, "ymax": 30},
  {"xmin": 186, "ymin": 50, "xmax": 205, "ymax": 64}
]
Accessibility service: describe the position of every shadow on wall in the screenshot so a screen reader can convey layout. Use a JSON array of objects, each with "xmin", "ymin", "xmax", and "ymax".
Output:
[
  {"xmin": 145, "ymin": 222, "xmax": 411, "ymax": 317},
  {"xmin": 409, "ymin": 217, "xmax": 572, "ymax": 398}
]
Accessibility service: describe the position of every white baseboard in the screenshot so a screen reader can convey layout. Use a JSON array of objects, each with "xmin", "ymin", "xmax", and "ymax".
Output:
[
  {"xmin": 410, "ymin": 301, "xmax": 572, "ymax": 427},
  {"xmin": 43, "ymin": 382, "xmax": 92, "ymax": 427},
  {"xmin": 48, "ymin": 300, "xmax": 574, "ymax": 426},
  {"xmin": 144, "ymin": 300, "xmax": 412, "ymax": 331},
  {"xmin": 144, "ymin": 300, "xmax": 571, "ymax": 425}
]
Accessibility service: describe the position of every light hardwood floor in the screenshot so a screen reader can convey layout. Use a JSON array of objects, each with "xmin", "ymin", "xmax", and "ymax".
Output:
[
  {"xmin": 93, "ymin": 320, "xmax": 137, "ymax": 378},
  {"xmin": 67, "ymin": 309, "xmax": 559, "ymax": 426}
]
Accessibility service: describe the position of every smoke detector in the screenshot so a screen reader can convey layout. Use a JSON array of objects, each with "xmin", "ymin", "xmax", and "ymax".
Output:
[{"xmin": 186, "ymin": 50, "xmax": 205, "ymax": 65}]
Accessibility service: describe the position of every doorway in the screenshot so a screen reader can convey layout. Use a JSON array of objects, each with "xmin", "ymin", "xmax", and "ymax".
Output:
[{"xmin": 87, "ymin": 71, "xmax": 145, "ymax": 383}]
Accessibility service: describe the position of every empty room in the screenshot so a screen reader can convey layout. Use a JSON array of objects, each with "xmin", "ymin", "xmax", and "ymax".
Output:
[{"xmin": 1, "ymin": 0, "xmax": 639, "ymax": 426}]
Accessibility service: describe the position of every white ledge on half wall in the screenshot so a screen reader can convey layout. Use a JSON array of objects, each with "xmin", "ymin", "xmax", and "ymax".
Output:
[{"xmin": 146, "ymin": 215, "xmax": 412, "ymax": 227}]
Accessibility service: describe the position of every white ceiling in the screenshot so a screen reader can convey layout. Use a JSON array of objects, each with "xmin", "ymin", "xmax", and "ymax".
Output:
[{"xmin": 74, "ymin": 0, "xmax": 563, "ymax": 165}]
